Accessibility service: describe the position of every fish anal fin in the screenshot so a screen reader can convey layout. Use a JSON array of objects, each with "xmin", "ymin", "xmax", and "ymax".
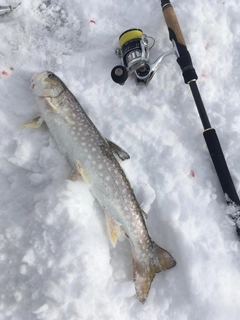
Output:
[
  {"xmin": 69, "ymin": 169, "xmax": 81, "ymax": 181},
  {"xmin": 133, "ymin": 242, "xmax": 176, "ymax": 303},
  {"xmin": 21, "ymin": 116, "xmax": 43, "ymax": 128},
  {"xmin": 76, "ymin": 162, "xmax": 90, "ymax": 184},
  {"xmin": 106, "ymin": 139, "xmax": 130, "ymax": 162},
  {"xmin": 105, "ymin": 212, "xmax": 123, "ymax": 247}
]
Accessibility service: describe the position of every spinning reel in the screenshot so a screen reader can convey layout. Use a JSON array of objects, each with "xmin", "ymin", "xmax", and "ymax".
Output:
[{"xmin": 111, "ymin": 28, "xmax": 177, "ymax": 86}]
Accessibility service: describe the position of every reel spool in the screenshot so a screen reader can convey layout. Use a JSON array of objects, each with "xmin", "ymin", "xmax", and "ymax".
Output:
[{"xmin": 111, "ymin": 28, "xmax": 176, "ymax": 86}]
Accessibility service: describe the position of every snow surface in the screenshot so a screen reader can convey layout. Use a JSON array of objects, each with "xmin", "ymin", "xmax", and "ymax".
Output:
[{"xmin": 1, "ymin": 0, "xmax": 240, "ymax": 319}]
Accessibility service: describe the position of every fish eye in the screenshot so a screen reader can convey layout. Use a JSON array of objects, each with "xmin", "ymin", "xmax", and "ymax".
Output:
[{"xmin": 48, "ymin": 72, "xmax": 54, "ymax": 78}]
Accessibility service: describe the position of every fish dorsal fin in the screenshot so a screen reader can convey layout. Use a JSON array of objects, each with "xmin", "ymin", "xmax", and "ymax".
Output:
[
  {"xmin": 106, "ymin": 139, "xmax": 130, "ymax": 162},
  {"xmin": 21, "ymin": 116, "xmax": 44, "ymax": 128},
  {"xmin": 105, "ymin": 212, "xmax": 123, "ymax": 247}
]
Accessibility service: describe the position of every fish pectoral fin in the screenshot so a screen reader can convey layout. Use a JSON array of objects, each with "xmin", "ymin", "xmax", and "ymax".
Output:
[
  {"xmin": 105, "ymin": 212, "xmax": 123, "ymax": 247},
  {"xmin": 21, "ymin": 116, "xmax": 44, "ymax": 128},
  {"xmin": 133, "ymin": 242, "xmax": 176, "ymax": 303},
  {"xmin": 45, "ymin": 97, "xmax": 57, "ymax": 112},
  {"xmin": 106, "ymin": 139, "xmax": 130, "ymax": 162}
]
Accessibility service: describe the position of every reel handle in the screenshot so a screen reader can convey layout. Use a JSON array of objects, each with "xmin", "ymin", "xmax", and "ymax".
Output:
[
  {"xmin": 111, "ymin": 65, "xmax": 128, "ymax": 85},
  {"xmin": 161, "ymin": 0, "xmax": 198, "ymax": 84}
]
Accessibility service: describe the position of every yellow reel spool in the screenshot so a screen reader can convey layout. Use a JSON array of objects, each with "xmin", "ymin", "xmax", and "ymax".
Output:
[{"xmin": 119, "ymin": 29, "xmax": 143, "ymax": 48}]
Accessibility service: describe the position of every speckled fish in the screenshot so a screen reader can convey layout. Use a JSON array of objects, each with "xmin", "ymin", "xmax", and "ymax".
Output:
[{"xmin": 23, "ymin": 71, "xmax": 176, "ymax": 303}]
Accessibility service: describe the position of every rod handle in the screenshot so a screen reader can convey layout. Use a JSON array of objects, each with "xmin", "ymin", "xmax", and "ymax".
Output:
[
  {"xmin": 204, "ymin": 128, "xmax": 240, "ymax": 237},
  {"xmin": 203, "ymin": 128, "xmax": 240, "ymax": 206},
  {"xmin": 161, "ymin": 1, "xmax": 198, "ymax": 84},
  {"xmin": 161, "ymin": 2, "xmax": 186, "ymax": 47}
]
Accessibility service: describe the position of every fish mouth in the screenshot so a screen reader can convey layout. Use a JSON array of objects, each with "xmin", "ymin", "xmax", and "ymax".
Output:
[
  {"xmin": 30, "ymin": 72, "xmax": 48, "ymax": 90},
  {"xmin": 32, "ymin": 71, "xmax": 48, "ymax": 82},
  {"xmin": 35, "ymin": 72, "xmax": 48, "ymax": 82},
  {"xmin": 30, "ymin": 71, "xmax": 63, "ymax": 98},
  {"xmin": 30, "ymin": 73, "xmax": 39, "ymax": 89}
]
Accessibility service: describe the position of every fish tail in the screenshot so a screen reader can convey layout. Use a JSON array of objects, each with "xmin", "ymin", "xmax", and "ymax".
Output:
[{"xmin": 133, "ymin": 241, "xmax": 176, "ymax": 303}]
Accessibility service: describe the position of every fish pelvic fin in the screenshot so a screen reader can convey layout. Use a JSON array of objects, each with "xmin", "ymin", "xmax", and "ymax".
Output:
[
  {"xmin": 133, "ymin": 242, "xmax": 176, "ymax": 304},
  {"xmin": 69, "ymin": 169, "xmax": 81, "ymax": 181},
  {"xmin": 76, "ymin": 162, "xmax": 90, "ymax": 184},
  {"xmin": 105, "ymin": 212, "xmax": 123, "ymax": 247}
]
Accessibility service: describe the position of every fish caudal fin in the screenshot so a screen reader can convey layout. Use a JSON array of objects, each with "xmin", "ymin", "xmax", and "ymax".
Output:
[{"xmin": 133, "ymin": 242, "xmax": 176, "ymax": 303}]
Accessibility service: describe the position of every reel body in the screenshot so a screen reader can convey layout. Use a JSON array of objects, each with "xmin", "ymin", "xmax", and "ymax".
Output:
[{"xmin": 111, "ymin": 28, "xmax": 176, "ymax": 86}]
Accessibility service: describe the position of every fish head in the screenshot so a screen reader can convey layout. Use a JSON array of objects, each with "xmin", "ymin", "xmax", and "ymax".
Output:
[{"xmin": 31, "ymin": 71, "xmax": 65, "ymax": 98}]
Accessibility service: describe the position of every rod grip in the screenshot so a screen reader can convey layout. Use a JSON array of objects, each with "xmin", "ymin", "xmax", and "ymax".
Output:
[
  {"xmin": 161, "ymin": 1, "xmax": 198, "ymax": 84},
  {"xmin": 162, "ymin": 2, "xmax": 186, "ymax": 47},
  {"xmin": 203, "ymin": 128, "xmax": 240, "ymax": 206}
]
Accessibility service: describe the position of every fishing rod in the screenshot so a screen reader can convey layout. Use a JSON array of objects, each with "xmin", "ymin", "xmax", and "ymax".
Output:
[
  {"xmin": 160, "ymin": 0, "xmax": 240, "ymax": 238},
  {"xmin": 111, "ymin": 1, "xmax": 240, "ymax": 238}
]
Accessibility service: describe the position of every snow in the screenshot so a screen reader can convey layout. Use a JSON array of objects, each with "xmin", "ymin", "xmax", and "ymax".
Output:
[{"xmin": 1, "ymin": 0, "xmax": 240, "ymax": 319}]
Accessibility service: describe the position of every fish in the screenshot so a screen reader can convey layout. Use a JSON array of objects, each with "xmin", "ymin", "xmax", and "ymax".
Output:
[{"xmin": 23, "ymin": 71, "xmax": 176, "ymax": 303}]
